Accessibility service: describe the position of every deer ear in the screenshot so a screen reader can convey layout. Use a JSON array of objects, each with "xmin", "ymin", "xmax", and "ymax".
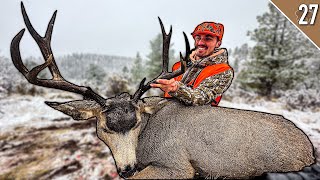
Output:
[{"xmin": 45, "ymin": 100, "xmax": 102, "ymax": 120}]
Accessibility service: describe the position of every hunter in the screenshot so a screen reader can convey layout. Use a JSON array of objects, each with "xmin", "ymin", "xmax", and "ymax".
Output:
[{"xmin": 151, "ymin": 21, "xmax": 234, "ymax": 106}]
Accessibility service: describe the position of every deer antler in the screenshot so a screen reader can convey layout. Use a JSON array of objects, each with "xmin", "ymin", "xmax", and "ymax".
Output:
[
  {"xmin": 11, "ymin": 2, "xmax": 106, "ymax": 107},
  {"xmin": 132, "ymin": 17, "xmax": 191, "ymax": 102}
]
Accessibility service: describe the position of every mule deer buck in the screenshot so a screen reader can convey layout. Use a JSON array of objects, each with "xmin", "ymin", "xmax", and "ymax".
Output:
[{"xmin": 11, "ymin": 2, "xmax": 315, "ymax": 179}]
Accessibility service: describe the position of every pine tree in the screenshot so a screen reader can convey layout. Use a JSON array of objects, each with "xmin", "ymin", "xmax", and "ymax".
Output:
[
  {"xmin": 122, "ymin": 66, "xmax": 129, "ymax": 79},
  {"xmin": 86, "ymin": 64, "xmax": 106, "ymax": 82},
  {"xmin": 85, "ymin": 63, "xmax": 107, "ymax": 91},
  {"xmin": 231, "ymin": 44, "xmax": 250, "ymax": 73},
  {"xmin": 130, "ymin": 52, "xmax": 144, "ymax": 83},
  {"xmin": 238, "ymin": 3, "xmax": 310, "ymax": 98},
  {"xmin": 146, "ymin": 33, "xmax": 176, "ymax": 80}
]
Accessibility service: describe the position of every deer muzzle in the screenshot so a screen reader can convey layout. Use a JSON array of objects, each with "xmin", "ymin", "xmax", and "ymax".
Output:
[{"xmin": 118, "ymin": 164, "xmax": 137, "ymax": 178}]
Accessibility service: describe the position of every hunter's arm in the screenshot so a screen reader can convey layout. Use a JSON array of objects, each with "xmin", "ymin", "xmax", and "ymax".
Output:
[{"xmin": 169, "ymin": 69, "xmax": 233, "ymax": 105}]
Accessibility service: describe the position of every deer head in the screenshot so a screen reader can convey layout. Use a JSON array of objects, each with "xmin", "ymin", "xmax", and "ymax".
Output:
[{"xmin": 11, "ymin": 2, "xmax": 190, "ymax": 178}]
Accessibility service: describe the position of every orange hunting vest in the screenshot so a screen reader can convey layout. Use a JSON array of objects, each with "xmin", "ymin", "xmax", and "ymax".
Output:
[{"xmin": 164, "ymin": 62, "xmax": 231, "ymax": 106}]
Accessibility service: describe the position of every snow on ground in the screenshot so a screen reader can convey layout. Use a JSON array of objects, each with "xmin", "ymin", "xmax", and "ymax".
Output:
[
  {"xmin": 0, "ymin": 93, "xmax": 78, "ymax": 132},
  {"xmin": 0, "ymin": 93, "xmax": 120, "ymax": 179}
]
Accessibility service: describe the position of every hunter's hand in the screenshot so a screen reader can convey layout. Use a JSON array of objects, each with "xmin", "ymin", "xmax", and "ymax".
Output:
[{"xmin": 150, "ymin": 78, "xmax": 179, "ymax": 93}]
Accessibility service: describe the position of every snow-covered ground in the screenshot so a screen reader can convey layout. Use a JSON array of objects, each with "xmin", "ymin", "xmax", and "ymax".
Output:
[
  {"xmin": 0, "ymin": 93, "xmax": 120, "ymax": 179},
  {"xmin": 0, "ymin": 95, "xmax": 67, "ymax": 131}
]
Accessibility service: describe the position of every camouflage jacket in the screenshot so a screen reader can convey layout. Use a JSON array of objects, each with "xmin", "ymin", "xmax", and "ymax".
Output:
[{"xmin": 168, "ymin": 48, "xmax": 234, "ymax": 106}]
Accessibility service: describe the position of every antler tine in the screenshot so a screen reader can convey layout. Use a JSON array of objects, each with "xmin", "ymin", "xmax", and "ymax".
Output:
[
  {"xmin": 11, "ymin": 29, "xmax": 29, "ymax": 76},
  {"xmin": 11, "ymin": 2, "xmax": 107, "ymax": 107},
  {"xmin": 21, "ymin": 2, "xmax": 61, "ymax": 80},
  {"xmin": 158, "ymin": 17, "xmax": 172, "ymax": 74},
  {"xmin": 44, "ymin": 11, "xmax": 57, "ymax": 43},
  {"xmin": 132, "ymin": 78, "xmax": 146, "ymax": 102},
  {"xmin": 182, "ymin": 32, "xmax": 191, "ymax": 65},
  {"xmin": 132, "ymin": 18, "xmax": 191, "ymax": 102}
]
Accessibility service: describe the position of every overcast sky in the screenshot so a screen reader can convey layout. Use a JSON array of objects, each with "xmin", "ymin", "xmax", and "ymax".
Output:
[{"xmin": 0, "ymin": 0, "xmax": 269, "ymax": 59}]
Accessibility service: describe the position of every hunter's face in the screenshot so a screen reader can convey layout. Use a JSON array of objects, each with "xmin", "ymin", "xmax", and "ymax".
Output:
[{"xmin": 194, "ymin": 34, "xmax": 221, "ymax": 58}]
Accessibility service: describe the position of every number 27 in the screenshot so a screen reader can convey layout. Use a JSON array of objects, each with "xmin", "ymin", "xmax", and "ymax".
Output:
[{"xmin": 299, "ymin": 4, "xmax": 318, "ymax": 25}]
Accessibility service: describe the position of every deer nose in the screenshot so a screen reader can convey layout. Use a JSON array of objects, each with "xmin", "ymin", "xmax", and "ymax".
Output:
[
  {"xmin": 125, "ymin": 165, "xmax": 133, "ymax": 171},
  {"xmin": 118, "ymin": 165, "xmax": 136, "ymax": 178}
]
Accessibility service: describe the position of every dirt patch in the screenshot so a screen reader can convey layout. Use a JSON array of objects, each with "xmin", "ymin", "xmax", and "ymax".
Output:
[{"xmin": 0, "ymin": 119, "xmax": 118, "ymax": 179}]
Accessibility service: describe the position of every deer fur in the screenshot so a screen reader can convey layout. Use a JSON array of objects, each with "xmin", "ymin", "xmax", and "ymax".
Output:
[{"xmin": 46, "ymin": 94, "xmax": 315, "ymax": 179}]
